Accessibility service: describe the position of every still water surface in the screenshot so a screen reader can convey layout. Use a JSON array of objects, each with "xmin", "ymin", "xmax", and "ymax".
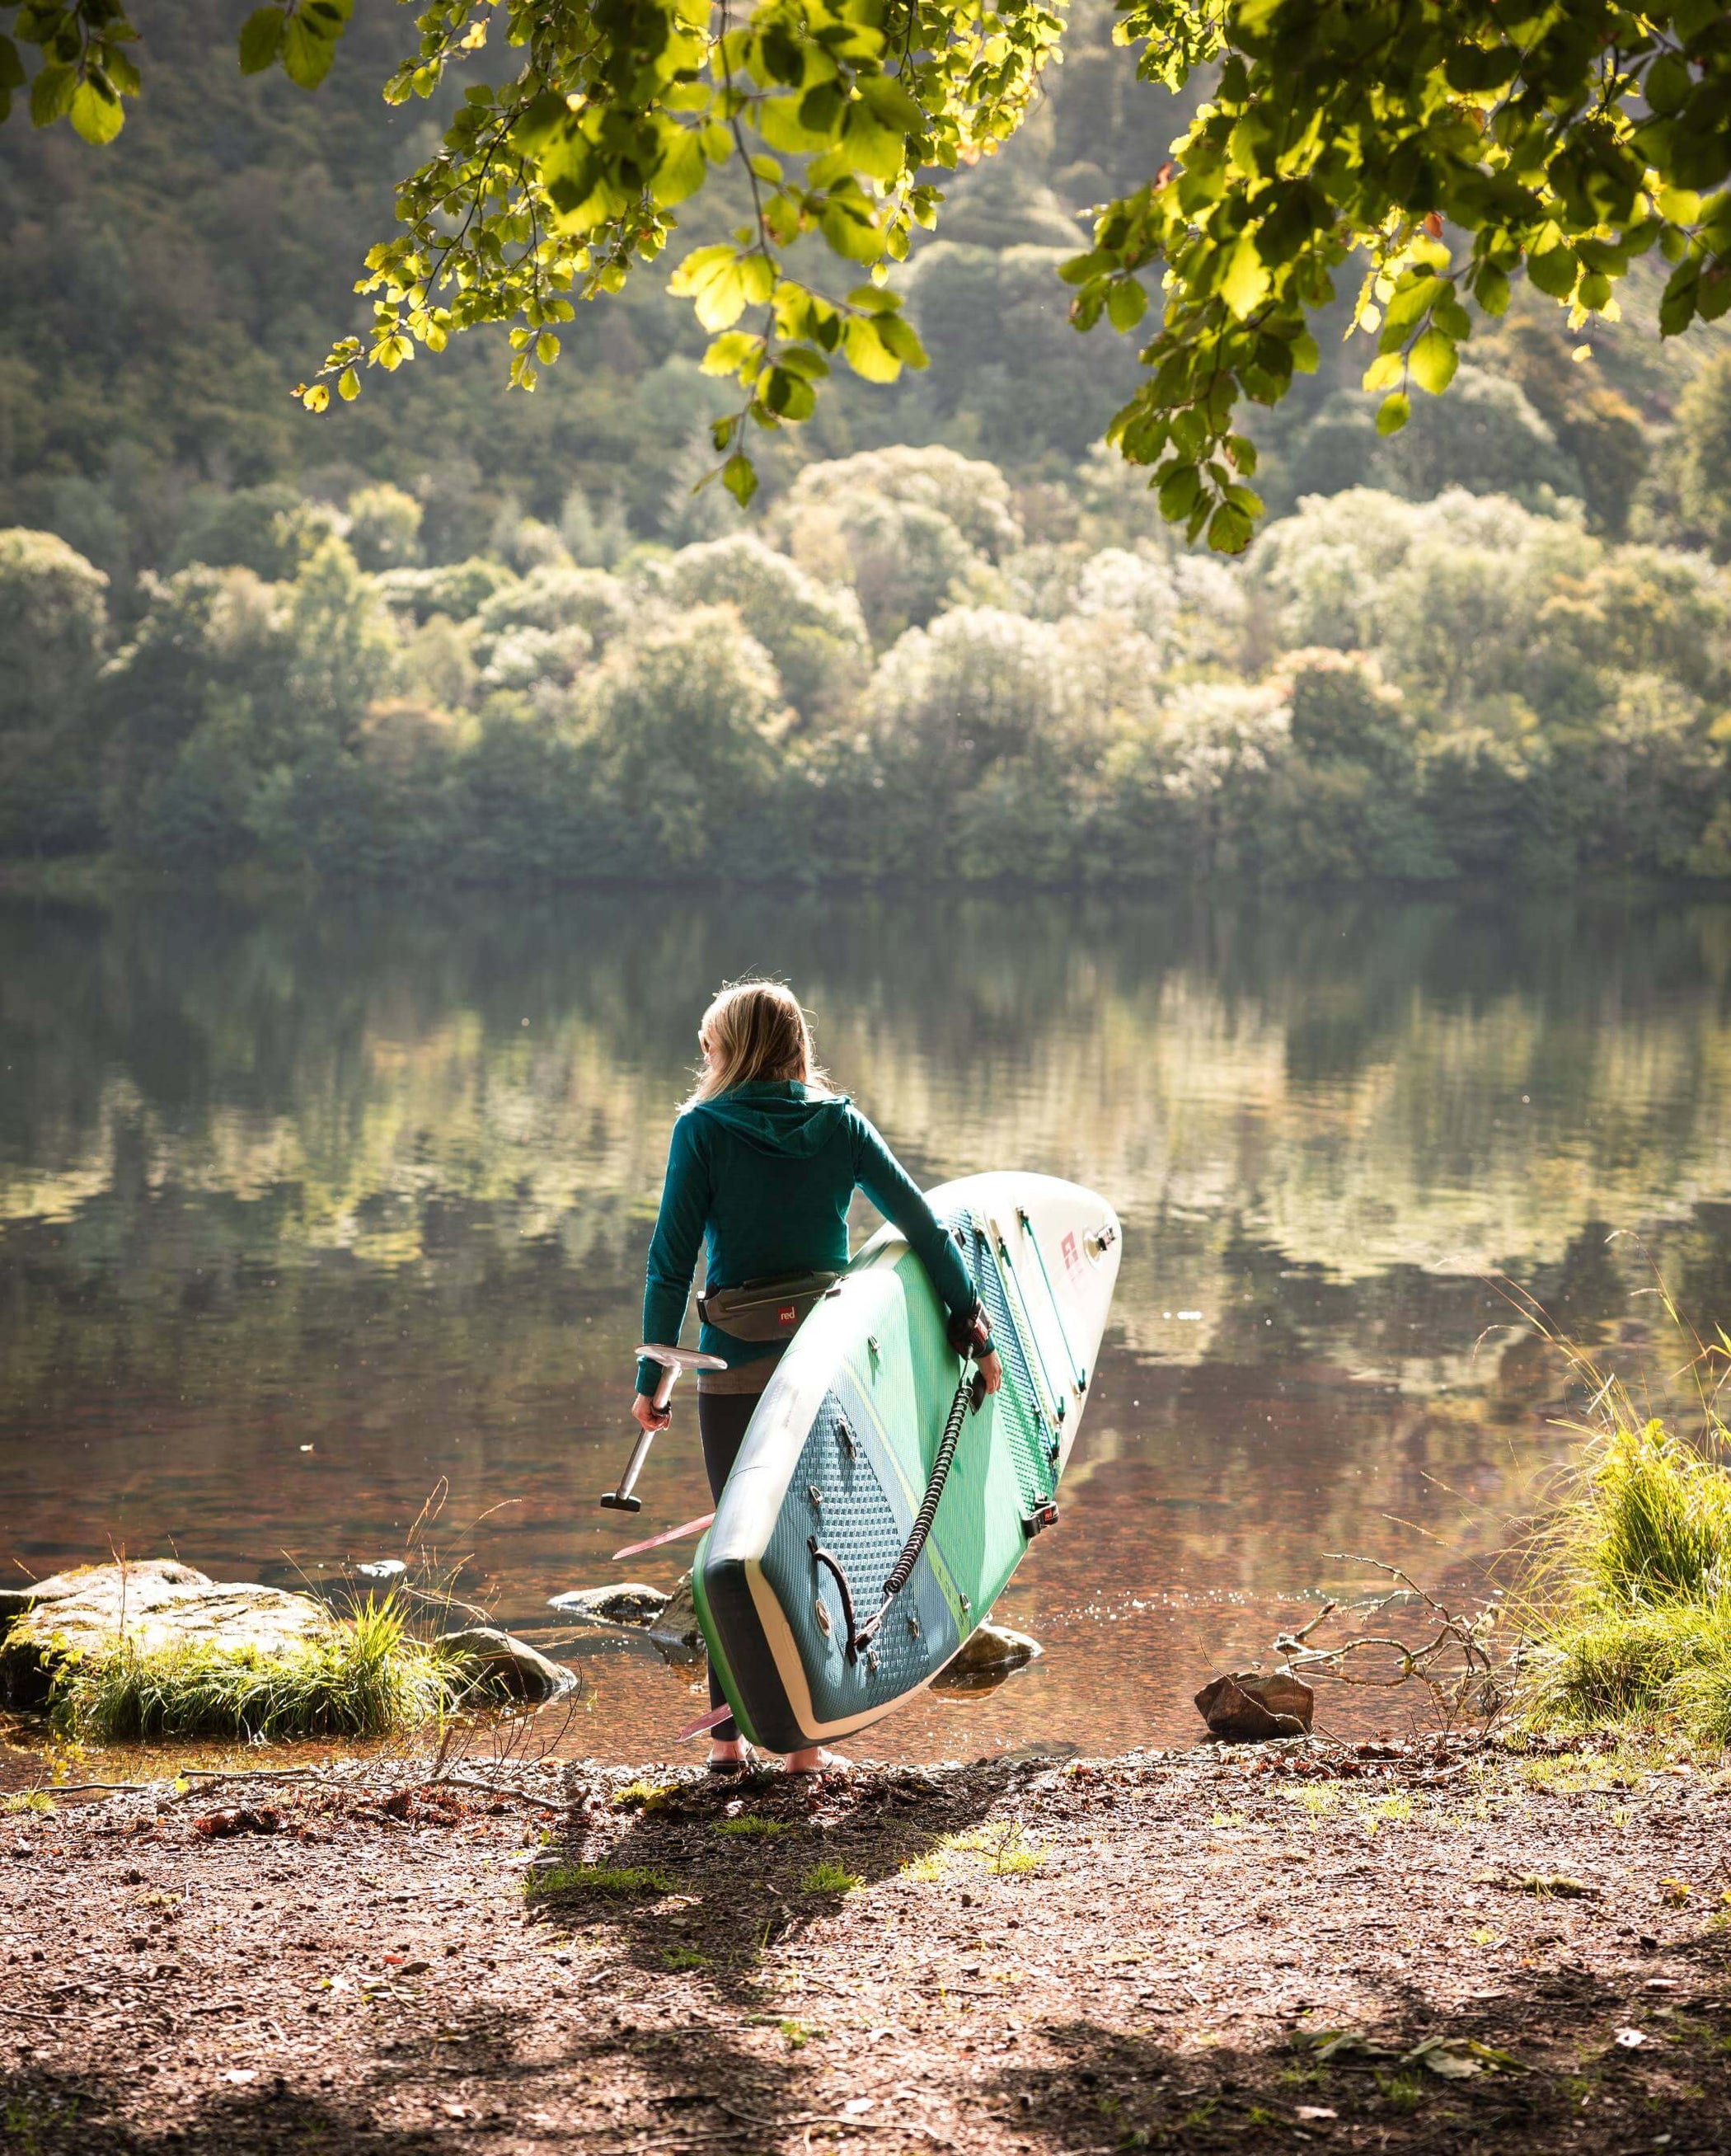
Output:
[{"xmin": 4, "ymin": 887, "xmax": 1731, "ymax": 1760}]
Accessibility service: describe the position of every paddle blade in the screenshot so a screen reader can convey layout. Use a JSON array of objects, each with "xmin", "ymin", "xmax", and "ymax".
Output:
[
  {"xmin": 675, "ymin": 1703, "xmax": 734, "ymax": 1743},
  {"xmin": 612, "ymin": 1512, "xmax": 715, "ymax": 1562}
]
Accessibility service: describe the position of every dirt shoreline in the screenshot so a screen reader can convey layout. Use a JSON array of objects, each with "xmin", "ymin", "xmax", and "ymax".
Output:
[{"xmin": 2, "ymin": 1735, "xmax": 1728, "ymax": 2154}]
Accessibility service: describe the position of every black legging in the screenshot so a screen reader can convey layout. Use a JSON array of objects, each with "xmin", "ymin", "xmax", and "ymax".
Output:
[{"xmin": 697, "ymin": 1391, "xmax": 758, "ymax": 1743}]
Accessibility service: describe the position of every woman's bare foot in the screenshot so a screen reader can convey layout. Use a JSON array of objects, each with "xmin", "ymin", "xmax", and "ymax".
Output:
[{"xmin": 783, "ymin": 1746, "xmax": 851, "ymax": 1775}]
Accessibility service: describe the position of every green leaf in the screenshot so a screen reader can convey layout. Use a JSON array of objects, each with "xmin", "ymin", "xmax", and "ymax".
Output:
[
  {"xmin": 1107, "ymin": 277, "xmax": 1147, "ymax": 331},
  {"xmin": 1526, "ymin": 244, "xmax": 1576, "ymax": 298},
  {"xmin": 30, "ymin": 63, "xmax": 77, "ymax": 127},
  {"xmin": 842, "ymin": 313, "xmax": 901, "ymax": 382},
  {"xmin": 337, "ymin": 366, "xmax": 360, "ymax": 401},
  {"xmin": 760, "ymin": 96, "xmax": 831, "ymax": 153},
  {"xmin": 0, "ymin": 35, "xmax": 28, "ymax": 96},
  {"xmin": 512, "ymin": 89, "xmax": 570, "ymax": 155},
  {"xmin": 282, "ymin": 16, "xmax": 337, "ymax": 90},
  {"xmin": 68, "ymin": 78, "xmax": 124, "ymax": 144},
  {"xmin": 237, "ymin": 7, "xmax": 286, "ymax": 75},
  {"xmin": 858, "ymin": 73, "xmax": 925, "ymax": 134},
  {"xmin": 1376, "ymin": 390, "xmax": 1410, "ymax": 435},
  {"xmin": 1157, "ymin": 461, "xmax": 1202, "ymax": 519},
  {"xmin": 1207, "ymin": 500, "xmax": 1253, "ymax": 554},
  {"xmin": 1410, "ymin": 326, "xmax": 1457, "ymax": 394},
  {"xmin": 817, "ymin": 201, "xmax": 884, "ymax": 264},
  {"xmin": 653, "ymin": 124, "xmax": 706, "ymax": 206},
  {"xmin": 1219, "ymin": 234, "xmax": 1269, "ymax": 320},
  {"xmin": 841, "ymin": 107, "xmax": 906, "ymax": 184},
  {"xmin": 722, "ymin": 453, "xmax": 758, "ymax": 506},
  {"xmin": 874, "ymin": 312, "xmax": 927, "ymax": 369}
]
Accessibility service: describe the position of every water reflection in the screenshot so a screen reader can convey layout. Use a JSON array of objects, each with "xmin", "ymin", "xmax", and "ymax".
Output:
[{"xmin": 3, "ymin": 886, "xmax": 1730, "ymax": 1759}]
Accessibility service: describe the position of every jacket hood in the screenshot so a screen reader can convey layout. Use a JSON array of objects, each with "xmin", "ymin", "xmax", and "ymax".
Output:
[{"xmin": 689, "ymin": 1081, "xmax": 851, "ymax": 1159}]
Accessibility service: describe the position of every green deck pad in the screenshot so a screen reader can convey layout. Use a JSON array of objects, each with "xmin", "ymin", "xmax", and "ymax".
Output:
[
  {"xmin": 945, "ymin": 1212, "xmax": 1058, "ymax": 1505},
  {"xmin": 757, "ymin": 1364, "xmax": 961, "ymax": 1721}
]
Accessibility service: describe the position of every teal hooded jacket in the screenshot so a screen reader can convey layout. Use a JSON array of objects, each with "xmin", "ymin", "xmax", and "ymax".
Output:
[{"xmin": 636, "ymin": 1081, "xmax": 978, "ymax": 1396}]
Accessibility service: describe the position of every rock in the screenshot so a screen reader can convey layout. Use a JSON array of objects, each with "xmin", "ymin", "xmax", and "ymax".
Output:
[
  {"xmin": 645, "ymin": 1575, "xmax": 704, "ymax": 1666},
  {"xmin": 435, "ymin": 1626, "xmax": 575, "ymax": 1702},
  {"xmin": 1194, "ymin": 1668, "xmax": 1315, "ymax": 1742},
  {"xmin": 353, "ymin": 1559, "xmax": 407, "ymax": 1583},
  {"xmin": 931, "ymin": 1623, "xmax": 1044, "ymax": 1697},
  {"xmin": 547, "ymin": 1584, "xmax": 669, "ymax": 1626},
  {"xmin": 999, "ymin": 1739, "xmax": 1081, "ymax": 1765},
  {"xmin": 0, "ymin": 1560, "xmax": 336, "ymax": 1708}
]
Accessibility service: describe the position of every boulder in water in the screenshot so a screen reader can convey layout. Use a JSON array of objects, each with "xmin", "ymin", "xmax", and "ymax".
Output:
[
  {"xmin": 1194, "ymin": 1668, "xmax": 1314, "ymax": 1742},
  {"xmin": 435, "ymin": 1627, "xmax": 575, "ymax": 1701},
  {"xmin": 645, "ymin": 1574, "xmax": 704, "ymax": 1666},
  {"xmin": 0, "ymin": 1559, "xmax": 336, "ymax": 1707},
  {"xmin": 931, "ymin": 1623, "xmax": 1043, "ymax": 1697},
  {"xmin": 547, "ymin": 1583, "xmax": 668, "ymax": 1626}
]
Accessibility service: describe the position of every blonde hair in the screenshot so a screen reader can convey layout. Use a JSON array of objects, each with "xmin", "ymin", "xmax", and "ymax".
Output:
[{"xmin": 686, "ymin": 979, "xmax": 831, "ymax": 1106}]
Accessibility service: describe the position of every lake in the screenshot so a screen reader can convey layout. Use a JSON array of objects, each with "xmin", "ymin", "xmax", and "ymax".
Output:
[{"xmin": 4, "ymin": 884, "xmax": 1730, "ymax": 1764}]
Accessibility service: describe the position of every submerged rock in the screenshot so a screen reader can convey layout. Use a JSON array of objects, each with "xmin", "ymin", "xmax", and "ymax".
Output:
[
  {"xmin": 1194, "ymin": 1667, "xmax": 1315, "ymax": 1742},
  {"xmin": 0, "ymin": 1559, "xmax": 335, "ymax": 1707},
  {"xmin": 645, "ymin": 1574, "xmax": 704, "ymax": 1666},
  {"xmin": 353, "ymin": 1559, "xmax": 407, "ymax": 1583},
  {"xmin": 547, "ymin": 1583, "xmax": 668, "ymax": 1626},
  {"xmin": 435, "ymin": 1626, "xmax": 575, "ymax": 1701},
  {"xmin": 931, "ymin": 1623, "xmax": 1044, "ymax": 1697}
]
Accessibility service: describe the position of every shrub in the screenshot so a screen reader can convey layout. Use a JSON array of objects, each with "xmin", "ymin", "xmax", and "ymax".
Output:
[
  {"xmin": 655, "ymin": 534, "xmax": 869, "ymax": 720},
  {"xmin": 476, "ymin": 564, "xmax": 631, "ymax": 654},
  {"xmin": 581, "ymin": 604, "xmax": 787, "ymax": 866},
  {"xmin": 0, "ymin": 528, "xmax": 109, "ymax": 732},
  {"xmin": 345, "ymin": 482, "xmax": 425, "ymax": 572},
  {"xmin": 376, "ymin": 557, "xmax": 516, "ymax": 626}
]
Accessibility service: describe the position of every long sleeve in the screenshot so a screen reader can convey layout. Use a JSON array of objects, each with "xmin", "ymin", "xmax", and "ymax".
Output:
[
  {"xmin": 851, "ymin": 1111, "xmax": 979, "ymax": 1323},
  {"xmin": 637, "ymin": 1115, "xmax": 711, "ymax": 1396}
]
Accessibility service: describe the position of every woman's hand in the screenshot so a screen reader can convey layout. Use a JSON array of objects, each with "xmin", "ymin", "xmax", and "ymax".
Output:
[
  {"xmin": 632, "ymin": 1392, "xmax": 672, "ymax": 1434},
  {"xmin": 976, "ymin": 1349, "xmax": 1003, "ymax": 1396}
]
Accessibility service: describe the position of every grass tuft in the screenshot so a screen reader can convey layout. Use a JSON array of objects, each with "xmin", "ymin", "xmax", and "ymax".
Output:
[
  {"xmin": 799, "ymin": 1859, "xmax": 863, "ymax": 1894},
  {"xmin": 714, "ymin": 1814, "xmax": 790, "ymax": 1839},
  {"xmin": 612, "ymin": 1780, "xmax": 679, "ymax": 1813},
  {"xmin": 1532, "ymin": 1419, "xmax": 1731, "ymax": 1745},
  {"xmin": 45, "ymin": 1596, "xmax": 455, "ymax": 1742}
]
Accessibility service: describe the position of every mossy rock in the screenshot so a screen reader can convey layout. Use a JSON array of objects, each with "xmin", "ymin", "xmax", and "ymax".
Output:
[{"xmin": 0, "ymin": 1559, "xmax": 335, "ymax": 1707}]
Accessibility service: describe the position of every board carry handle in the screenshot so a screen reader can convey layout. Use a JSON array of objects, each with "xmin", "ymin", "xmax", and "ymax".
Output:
[{"xmin": 602, "ymin": 1344, "xmax": 728, "ymax": 1512}]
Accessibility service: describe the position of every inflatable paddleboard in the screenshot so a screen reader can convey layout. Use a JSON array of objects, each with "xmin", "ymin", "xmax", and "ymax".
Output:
[{"xmin": 692, "ymin": 1172, "xmax": 1121, "ymax": 1752}]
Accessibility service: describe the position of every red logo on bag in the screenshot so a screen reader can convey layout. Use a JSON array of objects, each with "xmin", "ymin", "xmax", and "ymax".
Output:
[{"xmin": 779, "ymin": 1304, "xmax": 796, "ymax": 1327}]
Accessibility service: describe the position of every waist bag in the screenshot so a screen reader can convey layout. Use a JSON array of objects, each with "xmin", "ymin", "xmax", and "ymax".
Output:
[{"xmin": 698, "ymin": 1270, "xmax": 841, "ymax": 1341}]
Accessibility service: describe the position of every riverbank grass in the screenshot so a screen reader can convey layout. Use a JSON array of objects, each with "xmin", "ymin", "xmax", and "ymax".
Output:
[
  {"xmin": 1534, "ymin": 1416, "xmax": 1731, "ymax": 1744},
  {"xmin": 45, "ymin": 1597, "xmax": 457, "ymax": 1743}
]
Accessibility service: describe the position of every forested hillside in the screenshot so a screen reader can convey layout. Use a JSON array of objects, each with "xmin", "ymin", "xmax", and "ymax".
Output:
[{"xmin": 7, "ymin": 2, "xmax": 1731, "ymax": 889}]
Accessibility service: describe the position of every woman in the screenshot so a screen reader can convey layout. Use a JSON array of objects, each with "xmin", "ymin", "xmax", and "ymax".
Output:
[{"xmin": 634, "ymin": 979, "xmax": 1002, "ymax": 1774}]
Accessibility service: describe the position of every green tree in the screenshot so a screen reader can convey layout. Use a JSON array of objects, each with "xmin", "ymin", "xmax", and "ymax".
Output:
[
  {"xmin": 582, "ymin": 604, "xmax": 787, "ymax": 864},
  {"xmin": 1672, "ymin": 349, "xmax": 1731, "ymax": 557},
  {"xmin": 345, "ymin": 481, "xmax": 424, "ymax": 572},
  {"xmin": 19, "ymin": 3, "xmax": 1731, "ymax": 555},
  {"xmin": 0, "ymin": 524, "xmax": 106, "ymax": 728},
  {"xmin": 0, "ymin": 525, "xmax": 109, "ymax": 853},
  {"xmin": 654, "ymin": 533, "xmax": 869, "ymax": 719}
]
